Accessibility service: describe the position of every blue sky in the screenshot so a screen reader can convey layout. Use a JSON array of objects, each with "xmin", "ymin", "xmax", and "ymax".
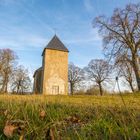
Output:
[{"xmin": 0, "ymin": 0, "xmax": 139, "ymax": 77}]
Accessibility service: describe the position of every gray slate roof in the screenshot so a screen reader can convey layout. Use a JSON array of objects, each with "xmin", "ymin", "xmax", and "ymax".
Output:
[{"xmin": 42, "ymin": 35, "xmax": 69, "ymax": 56}]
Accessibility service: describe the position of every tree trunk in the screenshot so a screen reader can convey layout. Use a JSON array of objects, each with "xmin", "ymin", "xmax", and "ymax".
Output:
[
  {"xmin": 4, "ymin": 79, "xmax": 8, "ymax": 93},
  {"xmin": 129, "ymin": 81, "xmax": 134, "ymax": 92},
  {"xmin": 1, "ymin": 82, "xmax": 5, "ymax": 93},
  {"xmin": 1, "ymin": 86, "xmax": 4, "ymax": 93},
  {"xmin": 17, "ymin": 82, "xmax": 20, "ymax": 94},
  {"xmin": 70, "ymin": 82, "xmax": 74, "ymax": 95},
  {"xmin": 2, "ymin": 74, "xmax": 9, "ymax": 93},
  {"xmin": 132, "ymin": 55, "xmax": 140, "ymax": 91},
  {"xmin": 1, "ymin": 77, "xmax": 6, "ymax": 93},
  {"xmin": 99, "ymin": 83, "xmax": 103, "ymax": 96}
]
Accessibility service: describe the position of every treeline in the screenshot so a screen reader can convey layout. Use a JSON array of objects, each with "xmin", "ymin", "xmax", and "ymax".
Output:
[
  {"xmin": 0, "ymin": 49, "xmax": 31, "ymax": 94},
  {"xmin": 68, "ymin": 60, "xmax": 136, "ymax": 96},
  {"xmin": 68, "ymin": 3, "xmax": 140, "ymax": 95}
]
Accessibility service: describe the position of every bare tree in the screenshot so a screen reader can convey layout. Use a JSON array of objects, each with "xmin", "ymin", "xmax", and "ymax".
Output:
[
  {"xmin": 11, "ymin": 65, "xmax": 31, "ymax": 94},
  {"xmin": 86, "ymin": 59, "xmax": 112, "ymax": 96},
  {"xmin": 93, "ymin": 3, "xmax": 140, "ymax": 91},
  {"xmin": 68, "ymin": 63, "xmax": 84, "ymax": 95},
  {"xmin": 116, "ymin": 60, "xmax": 136, "ymax": 92},
  {"xmin": 0, "ymin": 49, "xmax": 17, "ymax": 93}
]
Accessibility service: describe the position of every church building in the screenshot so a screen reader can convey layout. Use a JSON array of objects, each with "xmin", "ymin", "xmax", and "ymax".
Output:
[{"xmin": 33, "ymin": 35, "xmax": 69, "ymax": 95}]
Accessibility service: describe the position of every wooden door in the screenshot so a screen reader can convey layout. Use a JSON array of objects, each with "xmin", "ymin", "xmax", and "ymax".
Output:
[{"xmin": 52, "ymin": 86, "xmax": 59, "ymax": 94}]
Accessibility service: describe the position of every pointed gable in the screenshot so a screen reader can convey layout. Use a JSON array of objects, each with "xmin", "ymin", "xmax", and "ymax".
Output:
[{"xmin": 42, "ymin": 35, "xmax": 69, "ymax": 56}]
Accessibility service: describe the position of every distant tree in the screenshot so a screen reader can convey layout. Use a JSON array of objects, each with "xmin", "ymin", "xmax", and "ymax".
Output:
[
  {"xmin": 11, "ymin": 65, "xmax": 31, "ymax": 94},
  {"xmin": 68, "ymin": 63, "xmax": 84, "ymax": 95},
  {"xmin": 86, "ymin": 85, "xmax": 109, "ymax": 95},
  {"xmin": 93, "ymin": 3, "xmax": 140, "ymax": 91},
  {"xmin": 0, "ymin": 49, "xmax": 17, "ymax": 93},
  {"xmin": 86, "ymin": 86, "xmax": 100, "ymax": 95},
  {"xmin": 116, "ymin": 59, "xmax": 136, "ymax": 92},
  {"xmin": 86, "ymin": 59, "xmax": 112, "ymax": 96}
]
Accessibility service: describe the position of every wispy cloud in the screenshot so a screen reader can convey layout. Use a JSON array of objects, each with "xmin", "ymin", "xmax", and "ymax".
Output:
[
  {"xmin": 0, "ymin": 34, "xmax": 48, "ymax": 50},
  {"xmin": 65, "ymin": 29, "xmax": 102, "ymax": 45},
  {"xmin": 0, "ymin": 0, "xmax": 54, "ymax": 34},
  {"xmin": 0, "ymin": 0, "xmax": 15, "ymax": 5},
  {"xmin": 83, "ymin": 0, "xmax": 94, "ymax": 12},
  {"xmin": 0, "ymin": 0, "xmax": 102, "ymax": 70},
  {"xmin": 0, "ymin": 0, "xmax": 54, "ymax": 51},
  {"xmin": 66, "ymin": 37, "xmax": 100, "ymax": 45}
]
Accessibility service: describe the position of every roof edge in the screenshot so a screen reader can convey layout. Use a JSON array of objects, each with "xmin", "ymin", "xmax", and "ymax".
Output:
[{"xmin": 42, "ymin": 47, "xmax": 69, "ymax": 56}]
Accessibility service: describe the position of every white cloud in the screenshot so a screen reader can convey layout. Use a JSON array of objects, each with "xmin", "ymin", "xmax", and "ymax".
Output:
[
  {"xmin": 66, "ymin": 37, "xmax": 99, "ymax": 45},
  {"xmin": 0, "ymin": 34, "xmax": 48, "ymax": 51},
  {"xmin": 84, "ymin": 0, "xmax": 94, "ymax": 12},
  {"xmin": 65, "ymin": 29, "xmax": 102, "ymax": 45},
  {"xmin": 0, "ymin": 0, "xmax": 54, "ymax": 34}
]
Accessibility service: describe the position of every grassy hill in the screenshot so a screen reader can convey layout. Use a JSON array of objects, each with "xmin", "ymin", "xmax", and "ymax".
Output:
[{"xmin": 0, "ymin": 94, "xmax": 140, "ymax": 139}]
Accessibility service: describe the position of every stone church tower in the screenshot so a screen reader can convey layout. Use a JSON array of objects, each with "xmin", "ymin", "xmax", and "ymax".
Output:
[{"xmin": 33, "ymin": 35, "xmax": 69, "ymax": 95}]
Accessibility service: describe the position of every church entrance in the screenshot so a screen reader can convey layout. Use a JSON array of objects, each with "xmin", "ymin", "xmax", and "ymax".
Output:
[{"xmin": 52, "ymin": 86, "xmax": 59, "ymax": 94}]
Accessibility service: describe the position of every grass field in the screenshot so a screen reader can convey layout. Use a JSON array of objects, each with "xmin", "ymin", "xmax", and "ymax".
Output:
[{"xmin": 0, "ymin": 94, "xmax": 140, "ymax": 140}]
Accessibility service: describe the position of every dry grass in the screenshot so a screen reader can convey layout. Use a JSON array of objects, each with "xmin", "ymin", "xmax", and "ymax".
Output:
[{"xmin": 0, "ymin": 94, "xmax": 140, "ymax": 139}]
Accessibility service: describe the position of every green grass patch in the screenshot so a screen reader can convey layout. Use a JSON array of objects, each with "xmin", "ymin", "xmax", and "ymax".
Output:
[{"xmin": 0, "ymin": 94, "xmax": 140, "ymax": 139}]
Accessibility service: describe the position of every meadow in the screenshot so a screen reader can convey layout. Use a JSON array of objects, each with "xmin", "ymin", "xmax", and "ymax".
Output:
[{"xmin": 0, "ymin": 94, "xmax": 140, "ymax": 140}]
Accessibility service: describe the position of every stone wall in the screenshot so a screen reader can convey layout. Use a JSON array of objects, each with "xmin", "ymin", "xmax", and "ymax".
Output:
[
  {"xmin": 42, "ymin": 49, "xmax": 68, "ymax": 95},
  {"xmin": 33, "ymin": 68, "xmax": 43, "ymax": 94}
]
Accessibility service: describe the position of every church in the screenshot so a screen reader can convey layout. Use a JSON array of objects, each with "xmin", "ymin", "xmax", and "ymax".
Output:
[{"xmin": 33, "ymin": 35, "xmax": 69, "ymax": 95}]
